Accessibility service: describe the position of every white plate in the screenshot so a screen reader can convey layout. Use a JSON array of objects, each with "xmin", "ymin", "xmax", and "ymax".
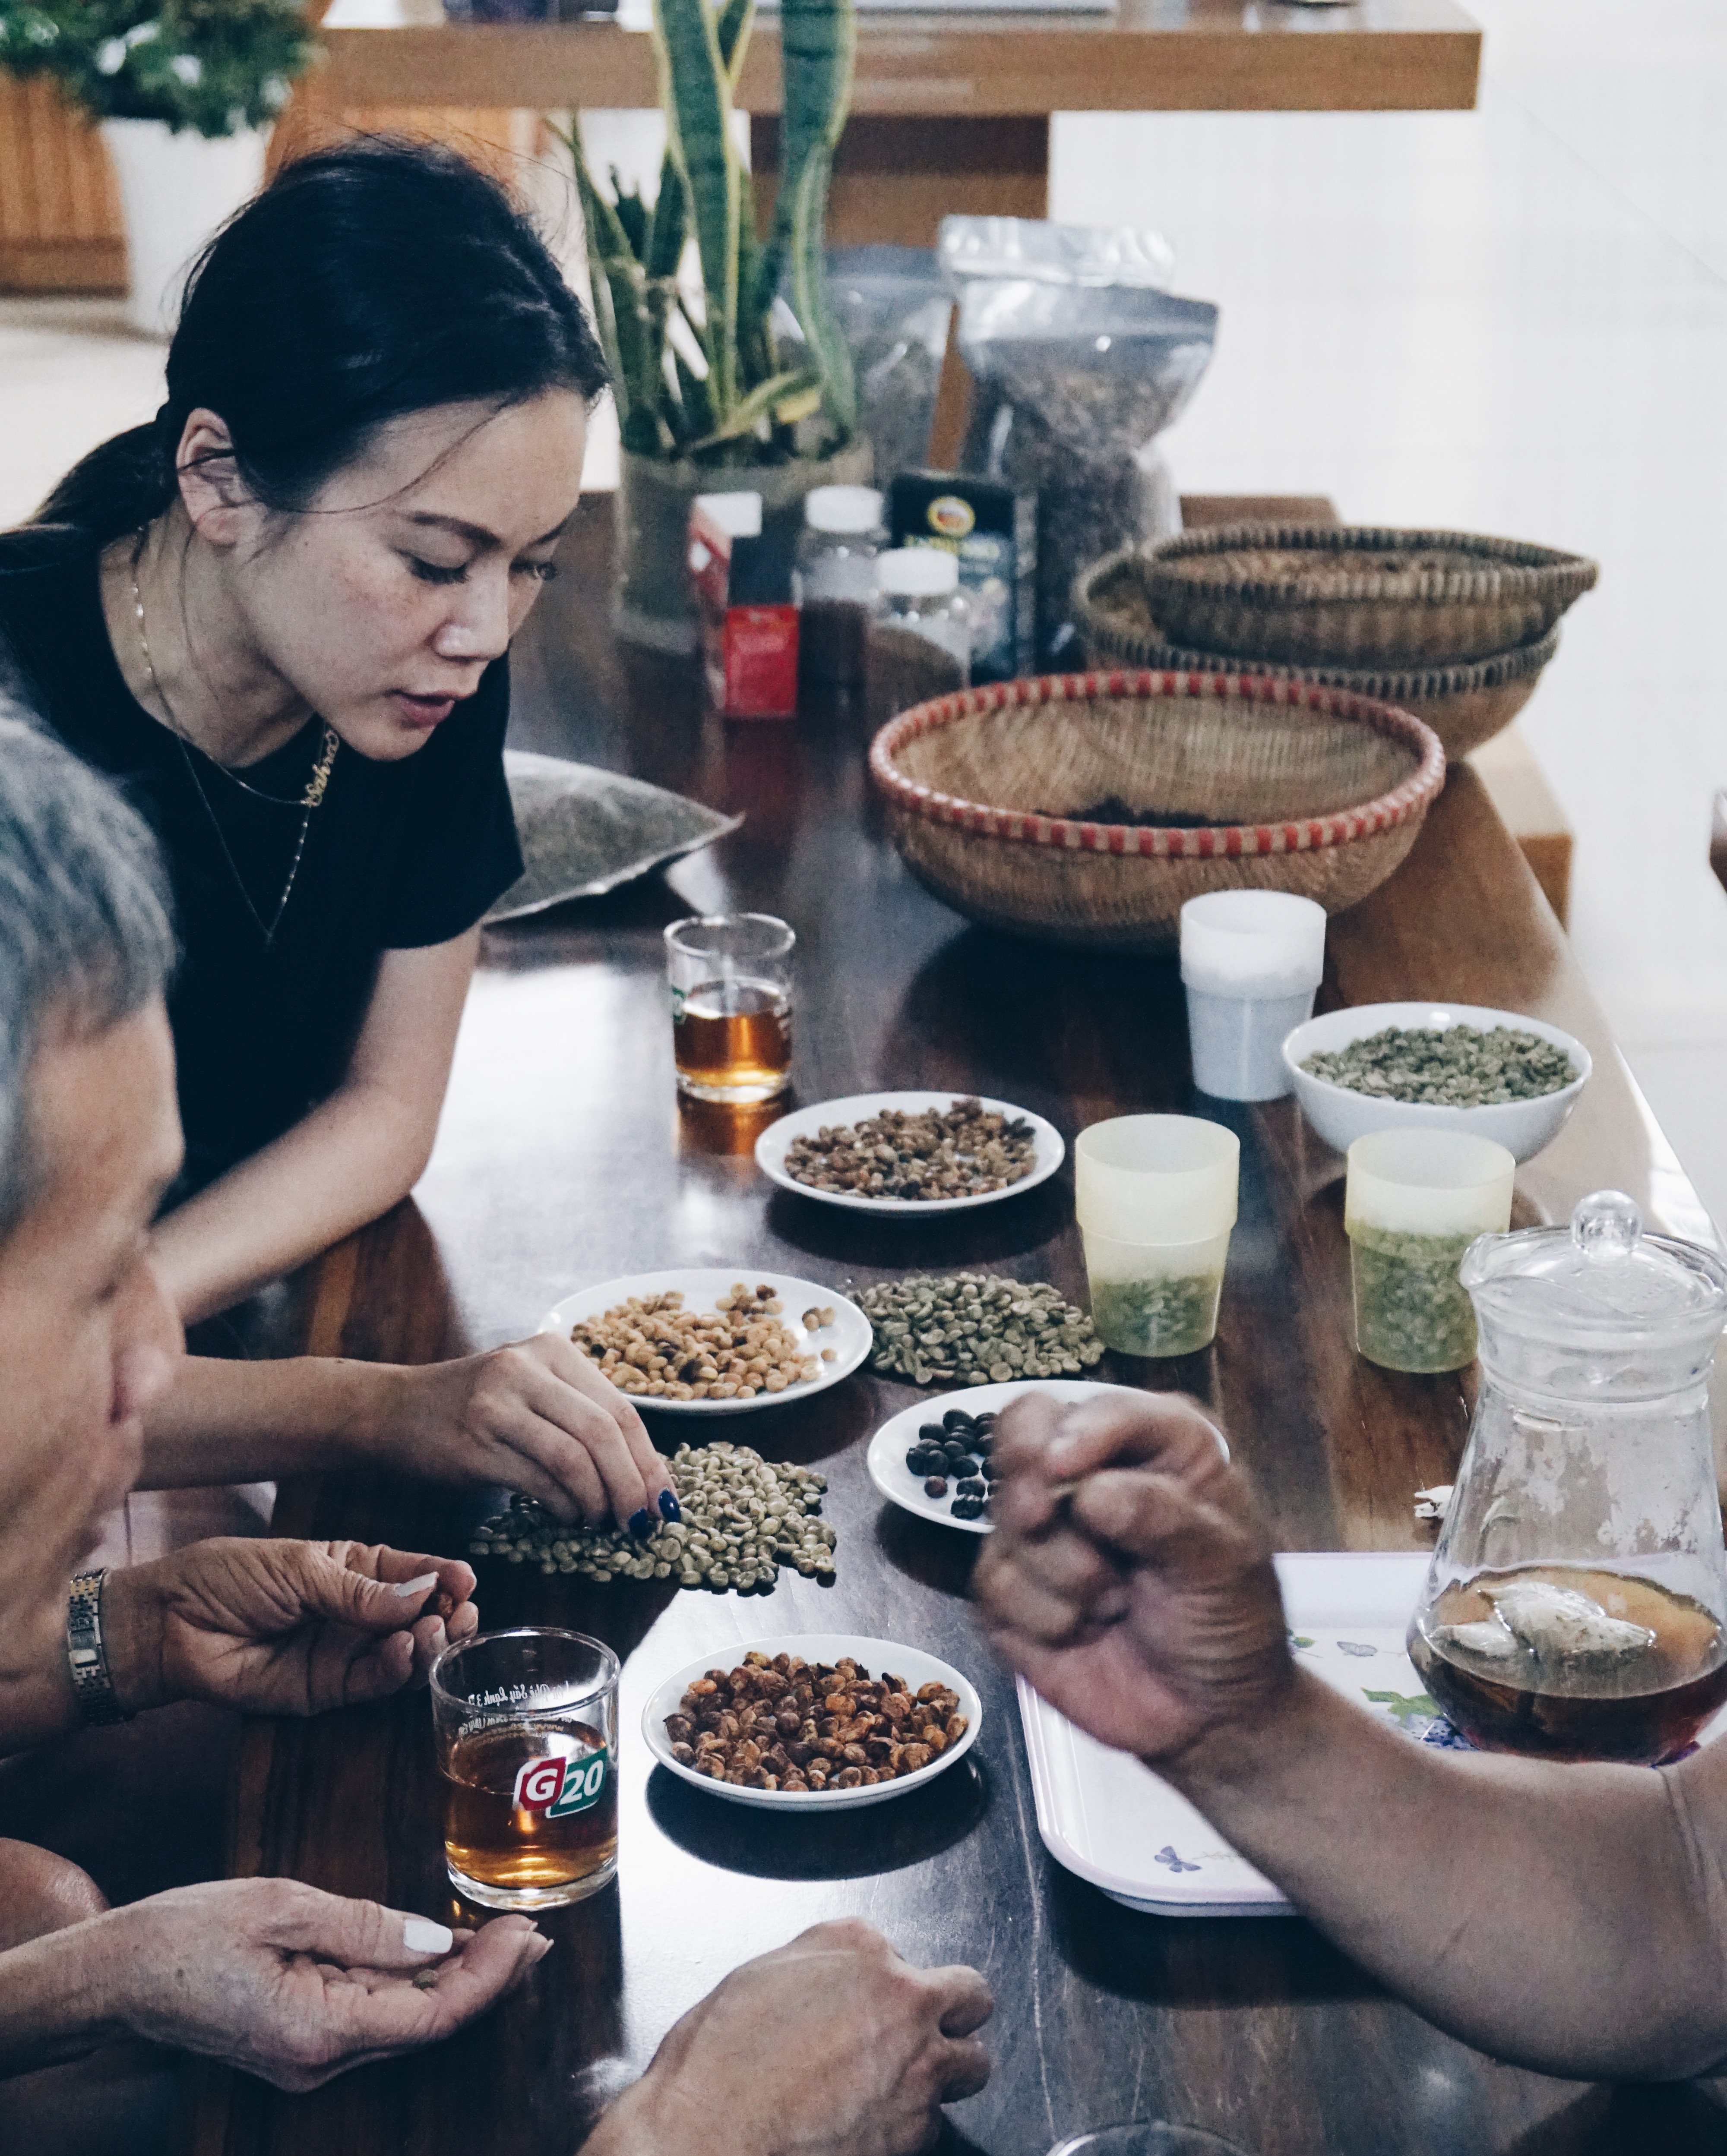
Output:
[
  {"xmin": 1281, "ymin": 1002, "xmax": 1591, "ymax": 1165},
  {"xmin": 867, "ymin": 1380, "xmax": 1228, "ymax": 1537},
  {"xmin": 755, "ymin": 1091, "xmax": 1065, "ymax": 1217},
  {"xmin": 642, "ymin": 1632, "xmax": 983, "ymax": 1810},
  {"xmin": 538, "ymin": 1269, "xmax": 872, "ymax": 1417}
]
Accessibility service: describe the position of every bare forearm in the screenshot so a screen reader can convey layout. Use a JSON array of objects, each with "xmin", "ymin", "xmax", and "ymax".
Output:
[
  {"xmin": 1167, "ymin": 1670, "xmax": 1727, "ymax": 2079},
  {"xmin": 0, "ymin": 1922, "xmax": 119, "ymax": 2072},
  {"xmin": 150, "ymin": 1083, "xmax": 435, "ymax": 1325},
  {"xmin": 138, "ymin": 1355, "xmax": 408, "ymax": 1487}
]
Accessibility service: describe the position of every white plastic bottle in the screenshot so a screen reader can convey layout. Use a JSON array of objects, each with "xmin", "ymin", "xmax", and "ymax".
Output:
[{"xmin": 874, "ymin": 548, "xmax": 974, "ymax": 680}]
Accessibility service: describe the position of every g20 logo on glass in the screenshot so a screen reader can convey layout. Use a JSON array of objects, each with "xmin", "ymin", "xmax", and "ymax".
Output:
[{"xmin": 513, "ymin": 1751, "xmax": 609, "ymax": 1817}]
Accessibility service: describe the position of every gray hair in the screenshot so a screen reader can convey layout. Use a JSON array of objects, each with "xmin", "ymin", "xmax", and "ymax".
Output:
[{"xmin": 0, "ymin": 707, "xmax": 176, "ymax": 1232}]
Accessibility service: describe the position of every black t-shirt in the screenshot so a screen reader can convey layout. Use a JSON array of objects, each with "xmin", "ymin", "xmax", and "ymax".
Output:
[{"xmin": 0, "ymin": 530, "xmax": 523, "ymax": 1191}]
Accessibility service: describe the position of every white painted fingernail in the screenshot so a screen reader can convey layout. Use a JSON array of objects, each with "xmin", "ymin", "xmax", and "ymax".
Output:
[
  {"xmin": 404, "ymin": 1916, "xmax": 454, "ymax": 1955},
  {"xmin": 393, "ymin": 1572, "xmax": 439, "ymax": 1599}
]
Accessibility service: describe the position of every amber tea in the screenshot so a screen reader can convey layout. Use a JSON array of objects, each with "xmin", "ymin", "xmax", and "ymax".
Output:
[
  {"xmin": 430, "ymin": 1628, "xmax": 620, "ymax": 1910},
  {"xmin": 1410, "ymin": 1563, "xmax": 1727, "ymax": 1765},
  {"xmin": 673, "ymin": 982, "xmax": 792, "ymax": 1102},
  {"xmin": 442, "ymin": 1721, "xmax": 617, "ymax": 1902},
  {"xmin": 665, "ymin": 915, "xmax": 796, "ymax": 1105}
]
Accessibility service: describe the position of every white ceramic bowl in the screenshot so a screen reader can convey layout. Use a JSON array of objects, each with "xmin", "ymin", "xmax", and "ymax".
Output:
[
  {"xmin": 642, "ymin": 1632, "xmax": 982, "ymax": 1810},
  {"xmin": 1281, "ymin": 1001, "xmax": 1591, "ymax": 1164},
  {"xmin": 538, "ymin": 1269, "xmax": 872, "ymax": 1417},
  {"xmin": 756, "ymin": 1091, "xmax": 1064, "ymax": 1216}
]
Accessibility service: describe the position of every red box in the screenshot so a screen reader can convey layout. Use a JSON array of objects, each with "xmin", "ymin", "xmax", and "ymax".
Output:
[{"xmin": 688, "ymin": 494, "xmax": 800, "ymax": 720}]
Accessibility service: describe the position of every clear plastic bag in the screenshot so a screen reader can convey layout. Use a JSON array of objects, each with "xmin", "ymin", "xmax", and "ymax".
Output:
[
  {"xmin": 939, "ymin": 216, "xmax": 1218, "ymax": 669},
  {"xmin": 826, "ymin": 246, "xmax": 951, "ymax": 487}
]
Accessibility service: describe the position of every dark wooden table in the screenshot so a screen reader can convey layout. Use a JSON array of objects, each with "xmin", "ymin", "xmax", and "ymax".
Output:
[{"xmin": 193, "ymin": 497, "xmax": 1727, "ymax": 2156}]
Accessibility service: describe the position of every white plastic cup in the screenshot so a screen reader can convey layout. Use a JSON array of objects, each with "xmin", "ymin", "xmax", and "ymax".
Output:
[
  {"xmin": 1075, "ymin": 1117, "xmax": 1241, "ymax": 1356},
  {"xmin": 1075, "ymin": 1114, "xmax": 1240, "ymax": 1242},
  {"xmin": 1344, "ymin": 1129, "xmax": 1515, "ymax": 1373},
  {"xmin": 1180, "ymin": 891, "xmax": 1327, "ymax": 1102}
]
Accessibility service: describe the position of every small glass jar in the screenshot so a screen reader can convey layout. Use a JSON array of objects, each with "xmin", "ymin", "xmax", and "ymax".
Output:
[
  {"xmin": 874, "ymin": 547, "xmax": 974, "ymax": 680},
  {"xmin": 793, "ymin": 485, "xmax": 885, "ymax": 685}
]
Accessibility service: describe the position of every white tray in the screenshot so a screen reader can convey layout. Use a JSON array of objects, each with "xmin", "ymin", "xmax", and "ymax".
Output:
[{"xmin": 1018, "ymin": 1552, "xmax": 1455, "ymax": 1917}]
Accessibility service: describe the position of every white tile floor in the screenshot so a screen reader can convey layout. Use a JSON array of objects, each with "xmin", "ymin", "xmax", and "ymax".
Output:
[{"xmin": 3, "ymin": 0, "xmax": 1725, "ymax": 1217}]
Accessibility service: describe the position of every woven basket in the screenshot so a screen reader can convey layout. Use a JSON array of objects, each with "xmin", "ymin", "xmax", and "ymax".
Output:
[
  {"xmin": 1139, "ymin": 525, "xmax": 1597, "ymax": 667},
  {"xmin": 1073, "ymin": 546, "xmax": 1561, "ymax": 759},
  {"xmin": 869, "ymin": 671, "xmax": 1445, "ymax": 951}
]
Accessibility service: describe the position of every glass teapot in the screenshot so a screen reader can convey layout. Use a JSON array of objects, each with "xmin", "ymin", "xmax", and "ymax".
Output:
[{"xmin": 1408, "ymin": 1190, "xmax": 1727, "ymax": 1764}]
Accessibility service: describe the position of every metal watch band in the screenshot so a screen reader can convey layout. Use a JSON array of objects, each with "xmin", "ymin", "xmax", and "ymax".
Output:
[{"xmin": 66, "ymin": 1569, "xmax": 128, "ymax": 1726}]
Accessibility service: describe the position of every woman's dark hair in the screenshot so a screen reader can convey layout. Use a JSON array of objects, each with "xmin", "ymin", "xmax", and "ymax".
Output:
[{"xmin": 33, "ymin": 137, "xmax": 608, "ymax": 544}]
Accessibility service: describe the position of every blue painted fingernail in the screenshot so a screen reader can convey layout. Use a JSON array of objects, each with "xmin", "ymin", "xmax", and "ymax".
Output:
[
  {"xmin": 629, "ymin": 1509, "xmax": 655, "ymax": 1539},
  {"xmin": 658, "ymin": 1490, "xmax": 682, "ymax": 1523}
]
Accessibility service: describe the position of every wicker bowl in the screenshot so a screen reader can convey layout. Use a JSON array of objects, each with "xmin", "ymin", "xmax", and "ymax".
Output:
[
  {"xmin": 1138, "ymin": 525, "xmax": 1597, "ymax": 667},
  {"xmin": 1073, "ymin": 546, "xmax": 1560, "ymax": 760},
  {"xmin": 868, "ymin": 670, "xmax": 1445, "ymax": 951}
]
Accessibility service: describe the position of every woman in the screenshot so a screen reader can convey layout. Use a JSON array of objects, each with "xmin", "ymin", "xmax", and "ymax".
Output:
[
  {"xmin": 0, "ymin": 139, "xmax": 674, "ymax": 1534},
  {"xmin": 4, "ymin": 138, "xmax": 590, "ymax": 1323}
]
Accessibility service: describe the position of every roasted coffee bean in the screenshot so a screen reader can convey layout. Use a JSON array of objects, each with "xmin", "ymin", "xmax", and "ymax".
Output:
[
  {"xmin": 667, "ymin": 1653, "xmax": 968, "ymax": 1791},
  {"xmin": 784, "ymin": 1098, "xmax": 1036, "ymax": 1202},
  {"xmin": 924, "ymin": 1476, "xmax": 949, "ymax": 1497}
]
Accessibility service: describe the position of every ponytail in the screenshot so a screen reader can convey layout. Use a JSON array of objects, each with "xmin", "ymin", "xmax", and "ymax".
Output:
[{"xmin": 32, "ymin": 416, "xmax": 178, "ymax": 547}]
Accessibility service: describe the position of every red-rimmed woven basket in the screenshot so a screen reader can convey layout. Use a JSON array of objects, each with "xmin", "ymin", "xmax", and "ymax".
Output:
[{"xmin": 869, "ymin": 669, "xmax": 1445, "ymax": 950}]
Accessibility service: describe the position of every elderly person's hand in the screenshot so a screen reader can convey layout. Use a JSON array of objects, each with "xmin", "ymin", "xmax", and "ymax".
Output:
[
  {"xmin": 973, "ymin": 1389, "xmax": 1291, "ymax": 1762},
  {"xmin": 0, "ymin": 1878, "xmax": 546, "ymax": 2086},
  {"xmin": 102, "ymin": 1537, "xmax": 477, "ymax": 1720},
  {"xmin": 376, "ymin": 1334, "xmax": 677, "ymax": 1531},
  {"xmin": 588, "ymin": 1919, "xmax": 992, "ymax": 2156}
]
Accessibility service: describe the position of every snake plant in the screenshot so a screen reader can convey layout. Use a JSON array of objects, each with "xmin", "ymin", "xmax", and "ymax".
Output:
[{"xmin": 561, "ymin": 0, "xmax": 857, "ymax": 467}]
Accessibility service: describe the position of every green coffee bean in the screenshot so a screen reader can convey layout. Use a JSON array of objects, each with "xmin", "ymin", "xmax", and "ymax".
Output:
[
  {"xmin": 471, "ymin": 1442, "xmax": 837, "ymax": 1598},
  {"xmin": 853, "ymin": 1272, "xmax": 1104, "ymax": 1386},
  {"xmin": 1302, "ymin": 1023, "xmax": 1577, "ymax": 1106}
]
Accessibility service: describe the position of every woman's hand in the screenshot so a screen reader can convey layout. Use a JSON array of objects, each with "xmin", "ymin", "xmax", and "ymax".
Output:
[
  {"xmin": 973, "ymin": 1390, "xmax": 1292, "ymax": 1763},
  {"xmin": 380, "ymin": 1335, "xmax": 677, "ymax": 1531},
  {"xmin": 83, "ymin": 1879, "xmax": 545, "ymax": 2089},
  {"xmin": 590, "ymin": 1919, "xmax": 991, "ymax": 2156},
  {"xmin": 104, "ymin": 1537, "xmax": 477, "ymax": 1719}
]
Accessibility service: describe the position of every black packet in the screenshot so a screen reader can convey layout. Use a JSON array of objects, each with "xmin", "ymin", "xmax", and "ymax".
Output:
[{"xmin": 887, "ymin": 471, "xmax": 1037, "ymax": 684}]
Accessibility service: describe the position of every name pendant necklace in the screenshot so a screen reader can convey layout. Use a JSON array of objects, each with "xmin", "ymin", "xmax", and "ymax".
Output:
[{"xmin": 131, "ymin": 536, "xmax": 338, "ymax": 948}]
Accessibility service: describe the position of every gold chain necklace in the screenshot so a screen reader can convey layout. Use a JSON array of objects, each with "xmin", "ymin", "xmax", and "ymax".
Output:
[{"xmin": 131, "ymin": 536, "xmax": 338, "ymax": 948}]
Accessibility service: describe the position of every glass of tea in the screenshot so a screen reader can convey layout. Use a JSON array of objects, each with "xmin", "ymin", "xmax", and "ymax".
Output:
[
  {"xmin": 665, "ymin": 912, "xmax": 794, "ymax": 1103},
  {"xmin": 430, "ymin": 1629, "xmax": 620, "ymax": 1909}
]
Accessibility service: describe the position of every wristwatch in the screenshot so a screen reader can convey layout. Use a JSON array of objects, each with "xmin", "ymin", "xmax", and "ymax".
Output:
[{"xmin": 66, "ymin": 1569, "xmax": 129, "ymax": 1725}]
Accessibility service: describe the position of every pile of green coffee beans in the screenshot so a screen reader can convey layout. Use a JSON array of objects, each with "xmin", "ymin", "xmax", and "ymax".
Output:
[
  {"xmin": 1301, "ymin": 1023, "xmax": 1577, "ymax": 1106},
  {"xmin": 853, "ymin": 1272, "xmax": 1105, "ymax": 1387},
  {"xmin": 470, "ymin": 1442, "xmax": 834, "ymax": 1591}
]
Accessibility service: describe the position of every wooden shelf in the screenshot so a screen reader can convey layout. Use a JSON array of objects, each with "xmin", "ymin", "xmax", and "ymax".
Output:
[{"xmin": 320, "ymin": 2, "xmax": 1481, "ymax": 115}]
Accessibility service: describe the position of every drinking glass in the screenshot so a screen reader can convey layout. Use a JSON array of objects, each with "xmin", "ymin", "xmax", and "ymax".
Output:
[
  {"xmin": 431, "ymin": 1629, "xmax": 620, "ymax": 1909},
  {"xmin": 1048, "ymin": 2127, "xmax": 1256, "ymax": 2156},
  {"xmin": 665, "ymin": 913, "xmax": 795, "ymax": 1103}
]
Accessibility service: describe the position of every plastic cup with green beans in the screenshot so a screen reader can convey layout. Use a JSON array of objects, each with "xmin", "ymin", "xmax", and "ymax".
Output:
[
  {"xmin": 1344, "ymin": 1129, "xmax": 1515, "ymax": 1373},
  {"xmin": 1075, "ymin": 1115, "xmax": 1240, "ymax": 1357}
]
